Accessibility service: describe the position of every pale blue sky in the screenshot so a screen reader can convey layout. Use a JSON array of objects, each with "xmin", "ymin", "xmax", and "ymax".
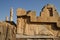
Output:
[{"xmin": 0, "ymin": 0, "xmax": 60, "ymax": 23}]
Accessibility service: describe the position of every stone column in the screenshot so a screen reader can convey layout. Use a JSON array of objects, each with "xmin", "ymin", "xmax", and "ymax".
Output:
[
  {"xmin": 5, "ymin": 16, "xmax": 8, "ymax": 21},
  {"xmin": 10, "ymin": 8, "xmax": 13, "ymax": 21},
  {"xmin": 16, "ymin": 8, "xmax": 26, "ymax": 35}
]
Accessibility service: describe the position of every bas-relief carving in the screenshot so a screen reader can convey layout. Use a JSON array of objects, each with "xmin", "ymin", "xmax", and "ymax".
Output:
[{"xmin": 16, "ymin": 4, "xmax": 60, "ymax": 37}]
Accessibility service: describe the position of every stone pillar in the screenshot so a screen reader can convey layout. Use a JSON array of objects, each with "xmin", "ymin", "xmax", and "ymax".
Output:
[
  {"xmin": 10, "ymin": 8, "xmax": 13, "ymax": 21},
  {"xmin": 16, "ymin": 8, "xmax": 26, "ymax": 35},
  {"xmin": 5, "ymin": 16, "xmax": 8, "ymax": 21}
]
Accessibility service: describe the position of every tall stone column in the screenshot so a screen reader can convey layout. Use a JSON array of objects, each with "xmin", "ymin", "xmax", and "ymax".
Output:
[{"xmin": 10, "ymin": 8, "xmax": 13, "ymax": 21}]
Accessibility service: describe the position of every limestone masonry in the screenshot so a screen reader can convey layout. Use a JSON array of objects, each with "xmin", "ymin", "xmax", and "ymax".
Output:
[{"xmin": 0, "ymin": 4, "xmax": 60, "ymax": 40}]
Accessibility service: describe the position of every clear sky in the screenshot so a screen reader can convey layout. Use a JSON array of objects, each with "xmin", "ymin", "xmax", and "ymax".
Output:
[{"xmin": 0, "ymin": 0, "xmax": 60, "ymax": 23}]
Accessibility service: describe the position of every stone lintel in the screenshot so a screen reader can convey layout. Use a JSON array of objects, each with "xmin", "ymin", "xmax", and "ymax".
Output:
[{"xmin": 16, "ymin": 34, "xmax": 58, "ymax": 39}]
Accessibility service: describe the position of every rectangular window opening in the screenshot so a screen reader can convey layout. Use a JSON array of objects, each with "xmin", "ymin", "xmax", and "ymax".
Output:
[{"xmin": 48, "ymin": 8, "xmax": 53, "ymax": 16}]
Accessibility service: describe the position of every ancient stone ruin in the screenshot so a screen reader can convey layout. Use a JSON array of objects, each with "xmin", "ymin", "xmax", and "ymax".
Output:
[{"xmin": 0, "ymin": 4, "xmax": 60, "ymax": 40}]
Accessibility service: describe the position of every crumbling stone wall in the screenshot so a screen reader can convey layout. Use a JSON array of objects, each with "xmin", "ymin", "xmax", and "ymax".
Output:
[
  {"xmin": 16, "ymin": 4, "xmax": 60, "ymax": 37},
  {"xmin": 0, "ymin": 21, "xmax": 16, "ymax": 40}
]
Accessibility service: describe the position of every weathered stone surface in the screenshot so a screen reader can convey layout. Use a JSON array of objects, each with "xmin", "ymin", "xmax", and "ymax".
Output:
[
  {"xmin": 37, "ymin": 17, "xmax": 58, "ymax": 22},
  {"xmin": 16, "ymin": 4, "xmax": 60, "ymax": 37},
  {"xmin": 27, "ymin": 11, "xmax": 37, "ymax": 22},
  {"xmin": 0, "ymin": 21, "xmax": 16, "ymax": 40},
  {"xmin": 57, "ymin": 17, "xmax": 60, "ymax": 27},
  {"xmin": 17, "ymin": 18, "xmax": 26, "ymax": 34},
  {"xmin": 24, "ymin": 24, "xmax": 54, "ymax": 36},
  {"xmin": 37, "ymin": 4, "xmax": 59, "ymax": 22},
  {"xmin": 16, "ymin": 8, "xmax": 26, "ymax": 16}
]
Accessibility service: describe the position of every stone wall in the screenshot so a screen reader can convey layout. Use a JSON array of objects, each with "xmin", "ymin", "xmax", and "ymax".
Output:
[
  {"xmin": 16, "ymin": 4, "xmax": 60, "ymax": 37},
  {"xmin": 0, "ymin": 22, "xmax": 16, "ymax": 40}
]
